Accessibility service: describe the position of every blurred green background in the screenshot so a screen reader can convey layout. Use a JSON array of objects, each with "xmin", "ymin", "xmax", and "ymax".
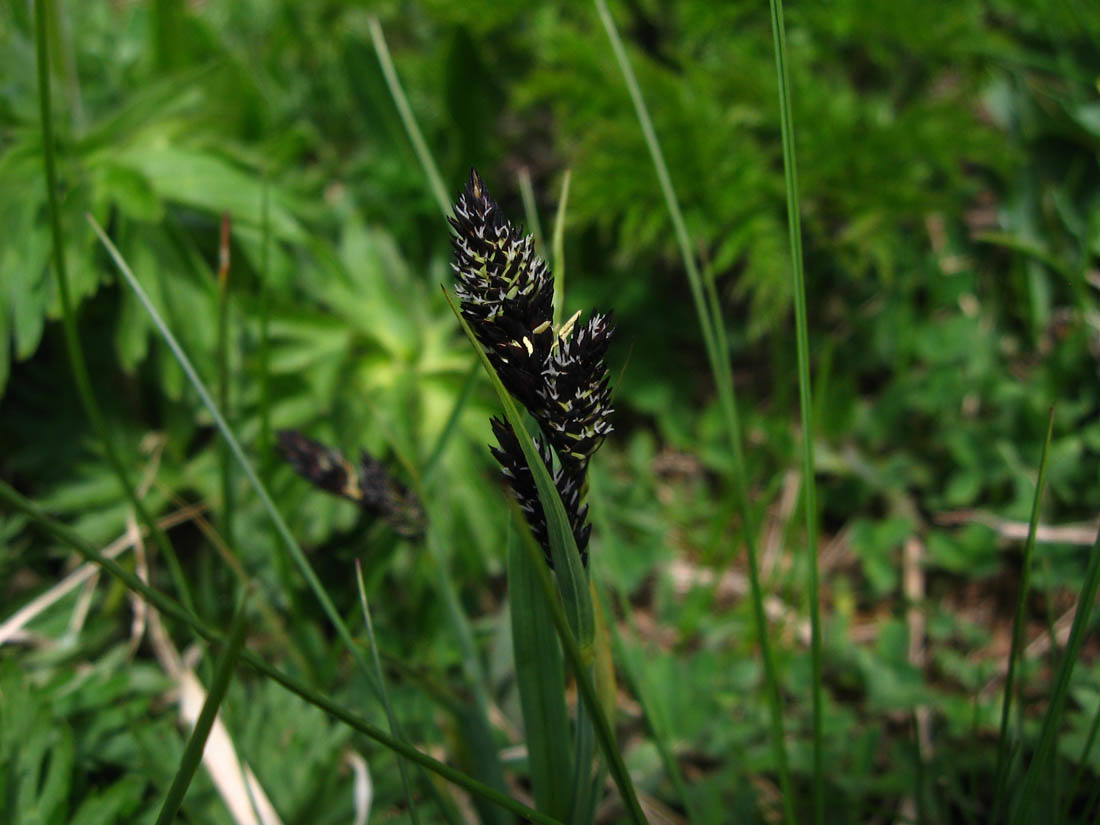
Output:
[{"xmin": 2, "ymin": 0, "xmax": 1100, "ymax": 822}]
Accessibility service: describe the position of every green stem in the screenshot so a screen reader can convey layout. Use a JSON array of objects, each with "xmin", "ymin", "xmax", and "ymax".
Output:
[
  {"xmin": 1061, "ymin": 695, "xmax": 1100, "ymax": 821},
  {"xmin": 993, "ymin": 408, "xmax": 1055, "ymax": 820},
  {"xmin": 153, "ymin": 594, "xmax": 250, "ymax": 825},
  {"xmin": 1014, "ymin": 529, "xmax": 1100, "ymax": 823},
  {"xmin": 551, "ymin": 169, "xmax": 572, "ymax": 329},
  {"xmin": 216, "ymin": 213, "xmax": 235, "ymax": 551},
  {"xmin": 355, "ymin": 563, "xmax": 422, "ymax": 825},
  {"xmin": 367, "ymin": 16, "xmax": 451, "ymax": 217},
  {"xmin": 593, "ymin": 2, "xmax": 796, "ymax": 821},
  {"xmin": 259, "ymin": 170, "xmax": 273, "ymax": 473},
  {"xmin": 516, "ymin": 516, "xmax": 649, "ymax": 825},
  {"xmin": 33, "ymin": 0, "xmax": 195, "ymax": 615},
  {"xmin": 518, "ymin": 166, "xmax": 546, "ymax": 256},
  {"xmin": 766, "ymin": 2, "xmax": 823, "ymax": 821}
]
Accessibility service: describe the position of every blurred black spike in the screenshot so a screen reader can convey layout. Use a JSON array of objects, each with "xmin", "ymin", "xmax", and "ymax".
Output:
[{"xmin": 276, "ymin": 429, "xmax": 425, "ymax": 538}]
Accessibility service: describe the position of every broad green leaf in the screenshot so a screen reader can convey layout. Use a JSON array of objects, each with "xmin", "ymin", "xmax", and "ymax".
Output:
[
  {"xmin": 509, "ymin": 534, "xmax": 573, "ymax": 820},
  {"xmin": 114, "ymin": 144, "xmax": 306, "ymax": 243}
]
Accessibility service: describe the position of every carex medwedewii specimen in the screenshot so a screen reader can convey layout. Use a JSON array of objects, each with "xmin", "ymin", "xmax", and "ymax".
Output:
[{"xmin": 451, "ymin": 169, "xmax": 614, "ymax": 566}]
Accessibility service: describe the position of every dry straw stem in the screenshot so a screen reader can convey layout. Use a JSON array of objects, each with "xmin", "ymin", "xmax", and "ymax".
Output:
[
  {"xmin": 146, "ymin": 599, "xmax": 283, "ymax": 825},
  {"xmin": 0, "ymin": 505, "xmax": 201, "ymax": 647}
]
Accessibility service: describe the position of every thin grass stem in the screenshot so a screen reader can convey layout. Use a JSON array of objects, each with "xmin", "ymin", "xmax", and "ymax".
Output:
[
  {"xmin": 216, "ymin": 212, "xmax": 235, "ymax": 551},
  {"xmin": 367, "ymin": 16, "xmax": 451, "ymax": 217},
  {"xmin": 1015, "ymin": 528, "xmax": 1100, "ymax": 823},
  {"xmin": 518, "ymin": 166, "xmax": 546, "ymax": 256},
  {"xmin": 33, "ymin": 0, "xmax": 195, "ymax": 614},
  {"xmin": 1084, "ymin": 759, "xmax": 1100, "ymax": 823},
  {"xmin": 551, "ymin": 168, "xmax": 572, "ymax": 329},
  {"xmin": 567, "ymin": 695, "xmax": 597, "ymax": 824},
  {"xmin": 992, "ymin": 408, "xmax": 1055, "ymax": 820},
  {"xmin": 355, "ymin": 561, "xmax": 421, "ymax": 825},
  {"xmin": 508, "ymin": 530, "xmax": 574, "ymax": 821},
  {"xmin": 593, "ymin": 2, "xmax": 796, "ymax": 820},
  {"xmin": 513, "ymin": 509, "xmax": 649, "ymax": 825},
  {"xmin": 1061, "ymin": 693, "xmax": 1100, "ymax": 821},
  {"xmin": 259, "ymin": 169, "xmax": 273, "ymax": 473},
  {"xmin": 766, "ymin": 2, "xmax": 824, "ymax": 820}
]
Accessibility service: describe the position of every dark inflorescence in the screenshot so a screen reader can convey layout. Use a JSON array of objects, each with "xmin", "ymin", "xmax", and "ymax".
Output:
[
  {"xmin": 277, "ymin": 429, "xmax": 425, "ymax": 538},
  {"xmin": 489, "ymin": 417, "xmax": 593, "ymax": 566},
  {"xmin": 451, "ymin": 169, "xmax": 614, "ymax": 566},
  {"xmin": 450, "ymin": 169, "xmax": 556, "ymax": 413}
]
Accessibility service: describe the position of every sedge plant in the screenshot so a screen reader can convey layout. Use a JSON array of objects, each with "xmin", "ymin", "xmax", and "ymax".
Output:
[{"xmin": 445, "ymin": 169, "xmax": 647, "ymax": 825}]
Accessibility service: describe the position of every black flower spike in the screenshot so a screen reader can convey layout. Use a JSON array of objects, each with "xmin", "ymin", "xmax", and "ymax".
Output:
[
  {"xmin": 452, "ymin": 170, "xmax": 613, "ymax": 567},
  {"xmin": 489, "ymin": 417, "xmax": 591, "ymax": 567},
  {"xmin": 277, "ymin": 429, "xmax": 425, "ymax": 538},
  {"xmin": 534, "ymin": 312, "xmax": 616, "ymax": 479},
  {"xmin": 450, "ymin": 169, "xmax": 555, "ymax": 411}
]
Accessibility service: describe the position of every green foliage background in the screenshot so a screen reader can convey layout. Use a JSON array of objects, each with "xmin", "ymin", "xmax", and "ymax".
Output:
[{"xmin": 2, "ymin": 0, "xmax": 1100, "ymax": 822}]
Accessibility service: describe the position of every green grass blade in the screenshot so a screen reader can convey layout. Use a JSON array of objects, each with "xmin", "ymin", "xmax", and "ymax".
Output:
[
  {"xmin": 766, "ymin": 1, "xmax": 824, "ymax": 821},
  {"xmin": 551, "ymin": 169, "xmax": 572, "ymax": 329},
  {"xmin": 593, "ymin": 2, "xmax": 796, "ymax": 820},
  {"xmin": 567, "ymin": 690, "xmax": 598, "ymax": 825},
  {"xmin": 1062, "ymin": 694, "xmax": 1100, "ymax": 821},
  {"xmin": 33, "ymin": 0, "xmax": 196, "ymax": 616},
  {"xmin": 509, "ymin": 533, "xmax": 574, "ymax": 821},
  {"xmin": 367, "ymin": 16, "xmax": 451, "ymax": 218},
  {"xmin": 442, "ymin": 286, "xmax": 646, "ymax": 823},
  {"xmin": 259, "ymin": 169, "xmax": 273, "ymax": 473},
  {"xmin": 423, "ymin": 524, "xmax": 514, "ymax": 825},
  {"xmin": 591, "ymin": 0, "xmax": 716, "ymax": 356},
  {"xmin": 442, "ymin": 287, "xmax": 595, "ymax": 654},
  {"xmin": 343, "ymin": 400, "xmax": 513, "ymax": 824},
  {"xmin": 512, "ymin": 507, "xmax": 649, "ymax": 825},
  {"xmin": 1083, "ymin": 762, "xmax": 1100, "ymax": 823},
  {"xmin": 0, "ymin": 480, "xmax": 561, "ymax": 825},
  {"xmin": 518, "ymin": 166, "xmax": 547, "ymax": 257},
  {"xmin": 574, "ymin": 580, "xmax": 615, "ymax": 825},
  {"xmin": 153, "ymin": 594, "xmax": 250, "ymax": 825},
  {"xmin": 87, "ymin": 217, "xmax": 448, "ymax": 790},
  {"xmin": 216, "ymin": 213, "xmax": 235, "ymax": 551},
  {"xmin": 993, "ymin": 407, "xmax": 1055, "ymax": 819},
  {"xmin": 1014, "ymin": 528, "xmax": 1100, "ymax": 823},
  {"xmin": 354, "ymin": 561, "xmax": 421, "ymax": 825}
]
